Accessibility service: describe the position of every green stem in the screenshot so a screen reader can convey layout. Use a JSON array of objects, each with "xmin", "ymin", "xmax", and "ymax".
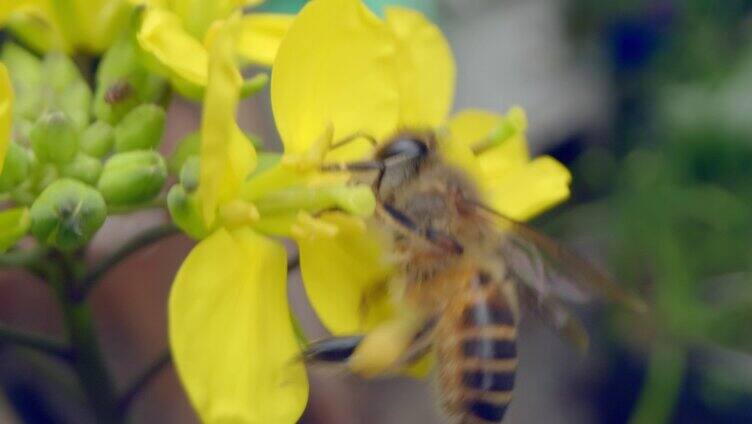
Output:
[
  {"xmin": 77, "ymin": 223, "xmax": 179, "ymax": 299},
  {"xmin": 629, "ymin": 341, "xmax": 686, "ymax": 424},
  {"xmin": 107, "ymin": 195, "xmax": 168, "ymax": 215},
  {"xmin": 0, "ymin": 322, "xmax": 71, "ymax": 360},
  {"xmin": 48, "ymin": 251, "xmax": 122, "ymax": 424},
  {"xmin": 117, "ymin": 350, "xmax": 172, "ymax": 415},
  {"xmin": 0, "ymin": 246, "xmax": 45, "ymax": 270}
]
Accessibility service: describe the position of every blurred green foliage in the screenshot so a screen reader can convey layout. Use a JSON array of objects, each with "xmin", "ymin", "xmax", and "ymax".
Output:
[{"xmin": 563, "ymin": 0, "xmax": 752, "ymax": 422}]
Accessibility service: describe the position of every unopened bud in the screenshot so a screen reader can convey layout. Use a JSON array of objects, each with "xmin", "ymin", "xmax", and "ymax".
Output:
[
  {"xmin": 179, "ymin": 156, "xmax": 200, "ymax": 192},
  {"xmin": 93, "ymin": 79, "xmax": 139, "ymax": 124},
  {"xmin": 43, "ymin": 53, "xmax": 85, "ymax": 95},
  {"xmin": 114, "ymin": 104, "xmax": 166, "ymax": 152},
  {"xmin": 1, "ymin": 42, "xmax": 43, "ymax": 120},
  {"xmin": 13, "ymin": 119, "xmax": 34, "ymax": 146},
  {"xmin": 60, "ymin": 154, "xmax": 103, "ymax": 186},
  {"xmin": 29, "ymin": 179, "xmax": 106, "ymax": 251},
  {"xmin": 168, "ymin": 132, "xmax": 200, "ymax": 174},
  {"xmin": 56, "ymin": 81, "xmax": 93, "ymax": 130},
  {"xmin": 41, "ymin": 54, "xmax": 91, "ymax": 130},
  {"xmin": 80, "ymin": 121, "xmax": 115, "ymax": 158},
  {"xmin": 97, "ymin": 150, "xmax": 167, "ymax": 206},
  {"xmin": 0, "ymin": 143, "xmax": 31, "ymax": 192},
  {"xmin": 0, "ymin": 207, "xmax": 30, "ymax": 253},
  {"xmin": 30, "ymin": 111, "xmax": 79, "ymax": 164},
  {"xmin": 167, "ymin": 185, "xmax": 209, "ymax": 239}
]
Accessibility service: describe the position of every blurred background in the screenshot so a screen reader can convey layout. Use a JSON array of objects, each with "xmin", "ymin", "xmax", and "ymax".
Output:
[{"xmin": 3, "ymin": 0, "xmax": 752, "ymax": 422}]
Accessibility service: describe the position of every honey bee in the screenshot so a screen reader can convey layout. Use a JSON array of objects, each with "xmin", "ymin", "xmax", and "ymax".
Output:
[{"xmin": 305, "ymin": 131, "xmax": 645, "ymax": 423}]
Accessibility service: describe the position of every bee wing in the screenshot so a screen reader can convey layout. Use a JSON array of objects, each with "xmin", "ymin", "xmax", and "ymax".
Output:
[
  {"xmin": 469, "ymin": 201, "xmax": 647, "ymax": 314},
  {"xmin": 517, "ymin": 283, "xmax": 590, "ymax": 355}
]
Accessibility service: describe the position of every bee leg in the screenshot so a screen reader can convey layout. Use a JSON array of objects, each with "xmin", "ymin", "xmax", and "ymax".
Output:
[
  {"xmin": 329, "ymin": 131, "xmax": 378, "ymax": 151},
  {"xmin": 303, "ymin": 335, "xmax": 365, "ymax": 365},
  {"xmin": 320, "ymin": 160, "xmax": 387, "ymax": 193},
  {"xmin": 347, "ymin": 310, "xmax": 434, "ymax": 378}
]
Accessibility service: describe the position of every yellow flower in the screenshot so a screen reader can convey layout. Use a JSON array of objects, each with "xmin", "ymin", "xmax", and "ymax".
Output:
[
  {"xmin": 135, "ymin": 0, "xmax": 293, "ymax": 99},
  {"xmin": 0, "ymin": 63, "xmax": 12, "ymax": 175},
  {"xmin": 0, "ymin": 0, "xmax": 132, "ymax": 53},
  {"xmin": 270, "ymin": 0, "xmax": 572, "ymax": 336},
  {"xmin": 167, "ymin": 15, "xmax": 376, "ymax": 423}
]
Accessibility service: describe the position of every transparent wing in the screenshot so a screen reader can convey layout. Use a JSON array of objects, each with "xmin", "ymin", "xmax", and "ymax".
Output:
[
  {"xmin": 470, "ymin": 201, "xmax": 647, "ymax": 315},
  {"xmin": 517, "ymin": 282, "xmax": 590, "ymax": 354}
]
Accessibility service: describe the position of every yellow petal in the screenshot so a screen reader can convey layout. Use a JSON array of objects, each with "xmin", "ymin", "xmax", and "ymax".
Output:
[
  {"xmin": 447, "ymin": 108, "xmax": 530, "ymax": 180},
  {"xmin": 169, "ymin": 227, "xmax": 308, "ymax": 424},
  {"xmin": 0, "ymin": 63, "xmax": 12, "ymax": 176},
  {"xmin": 137, "ymin": 7, "xmax": 208, "ymax": 98},
  {"xmin": 198, "ymin": 17, "xmax": 256, "ymax": 227},
  {"xmin": 236, "ymin": 13, "xmax": 293, "ymax": 66},
  {"xmin": 435, "ymin": 134, "xmax": 485, "ymax": 188},
  {"xmin": 167, "ymin": 0, "xmax": 261, "ymax": 39},
  {"xmin": 3, "ymin": 5, "xmax": 70, "ymax": 53},
  {"xmin": 485, "ymin": 156, "xmax": 571, "ymax": 221},
  {"xmin": 271, "ymin": 0, "xmax": 399, "ymax": 159},
  {"xmin": 385, "ymin": 6, "xmax": 455, "ymax": 128},
  {"xmin": 52, "ymin": 0, "xmax": 132, "ymax": 53},
  {"xmin": 297, "ymin": 213, "xmax": 393, "ymax": 334}
]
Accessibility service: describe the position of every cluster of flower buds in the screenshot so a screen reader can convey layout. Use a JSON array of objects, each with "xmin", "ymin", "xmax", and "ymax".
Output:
[{"xmin": 0, "ymin": 30, "xmax": 170, "ymax": 251}]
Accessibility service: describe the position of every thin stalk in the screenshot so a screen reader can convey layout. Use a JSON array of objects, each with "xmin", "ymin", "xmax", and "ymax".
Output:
[
  {"xmin": 0, "ymin": 322, "xmax": 71, "ymax": 360},
  {"xmin": 48, "ymin": 251, "xmax": 122, "ymax": 424},
  {"xmin": 628, "ymin": 341, "xmax": 686, "ymax": 424},
  {"xmin": 117, "ymin": 350, "xmax": 172, "ymax": 415},
  {"xmin": 77, "ymin": 223, "xmax": 179, "ymax": 299},
  {"xmin": 0, "ymin": 246, "xmax": 45, "ymax": 270}
]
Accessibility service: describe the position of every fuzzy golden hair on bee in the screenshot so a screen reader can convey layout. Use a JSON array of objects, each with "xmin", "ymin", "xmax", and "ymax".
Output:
[{"xmin": 303, "ymin": 129, "xmax": 646, "ymax": 423}]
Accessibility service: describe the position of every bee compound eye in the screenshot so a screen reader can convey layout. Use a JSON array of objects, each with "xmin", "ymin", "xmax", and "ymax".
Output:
[{"xmin": 376, "ymin": 136, "xmax": 428, "ymax": 161}]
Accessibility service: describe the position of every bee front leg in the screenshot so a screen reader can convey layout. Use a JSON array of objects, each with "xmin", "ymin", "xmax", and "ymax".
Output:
[{"xmin": 303, "ymin": 335, "xmax": 365, "ymax": 365}]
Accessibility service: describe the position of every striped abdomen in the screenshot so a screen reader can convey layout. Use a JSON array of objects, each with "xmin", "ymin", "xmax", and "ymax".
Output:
[{"xmin": 436, "ymin": 272, "xmax": 517, "ymax": 424}]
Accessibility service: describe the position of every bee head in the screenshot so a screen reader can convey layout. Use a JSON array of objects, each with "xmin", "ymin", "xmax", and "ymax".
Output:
[
  {"xmin": 374, "ymin": 133, "xmax": 432, "ymax": 195},
  {"xmin": 375, "ymin": 135, "xmax": 429, "ymax": 163}
]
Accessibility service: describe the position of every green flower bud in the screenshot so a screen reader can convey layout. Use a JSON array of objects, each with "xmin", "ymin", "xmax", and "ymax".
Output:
[
  {"xmin": 1, "ymin": 42, "xmax": 43, "ymax": 120},
  {"xmin": 33, "ymin": 54, "xmax": 91, "ymax": 130},
  {"xmin": 179, "ymin": 156, "xmax": 200, "ymax": 192},
  {"xmin": 93, "ymin": 79, "xmax": 139, "ymax": 124},
  {"xmin": 32, "ymin": 164, "xmax": 59, "ymax": 195},
  {"xmin": 167, "ymin": 185, "xmax": 208, "ymax": 239},
  {"xmin": 114, "ymin": 104, "xmax": 166, "ymax": 152},
  {"xmin": 93, "ymin": 14, "xmax": 167, "ymax": 124},
  {"xmin": 168, "ymin": 132, "xmax": 200, "ymax": 174},
  {"xmin": 60, "ymin": 154, "xmax": 103, "ymax": 186},
  {"xmin": 56, "ymin": 81, "xmax": 93, "ymax": 130},
  {"xmin": 0, "ymin": 143, "xmax": 31, "ymax": 192},
  {"xmin": 13, "ymin": 119, "xmax": 34, "ymax": 146},
  {"xmin": 80, "ymin": 121, "xmax": 115, "ymax": 158},
  {"xmin": 29, "ymin": 179, "xmax": 106, "ymax": 251},
  {"xmin": 30, "ymin": 111, "xmax": 79, "ymax": 164},
  {"xmin": 0, "ymin": 207, "xmax": 30, "ymax": 253},
  {"xmin": 98, "ymin": 150, "xmax": 167, "ymax": 206},
  {"xmin": 43, "ymin": 53, "xmax": 85, "ymax": 95}
]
